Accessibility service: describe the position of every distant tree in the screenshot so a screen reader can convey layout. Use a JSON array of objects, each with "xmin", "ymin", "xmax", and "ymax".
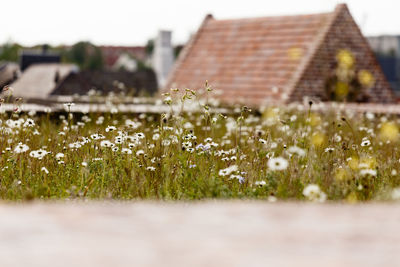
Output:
[
  {"xmin": 0, "ymin": 42, "xmax": 22, "ymax": 62},
  {"xmin": 136, "ymin": 59, "xmax": 152, "ymax": 71},
  {"xmin": 65, "ymin": 42, "xmax": 104, "ymax": 70},
  {"xmin": 174, "ymin": 45, "xmax": 184, "ymax": 58},
  {"xmin": 86, "ymin": 46, "xmax": 103, "ymax": 70},
  {"xmin": 42, "ymin": 44, "xmax": 50, "ymax": 53},
  {"xmin": 30, "ymin": 43, "xmax": 52, "ymax": 52},
  {"xmin": 145, "ymin": 39, "xmax": 154, "ymax": 56}
]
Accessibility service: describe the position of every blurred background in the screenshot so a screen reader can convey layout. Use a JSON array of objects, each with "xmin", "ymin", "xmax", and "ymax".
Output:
[{"xmin": 1, "ymin": 0, "xmax": 399, "ymax": 102}]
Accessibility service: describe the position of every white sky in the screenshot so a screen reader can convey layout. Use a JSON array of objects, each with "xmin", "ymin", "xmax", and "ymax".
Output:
[{"xmin": 1, "ymin": 0, "xmax": 399, "ymax": 47}]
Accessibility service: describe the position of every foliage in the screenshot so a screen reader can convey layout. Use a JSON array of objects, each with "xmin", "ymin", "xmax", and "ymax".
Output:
[
  {"xmin": 145, "ymin": 39, "xmax": 154, "ymax": 56},
  {"xmin": 0, "ymin": 89, "xmax": 400, "ymax": 202},
  {"xmin": 0, "ymin": 42, "xmax": 22, "ymax": 62},
  {"xmin": 174, "ymin": 45, "xmax": 183, "ymax": 58},
  {"xmin": 65, "ymin": 42, "xmax": 104, "ymax": 70}
]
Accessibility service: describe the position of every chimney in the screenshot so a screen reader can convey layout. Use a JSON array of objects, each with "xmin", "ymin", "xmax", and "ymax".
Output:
[{"xmin": 152, "ymin": 30, "xmax": 174, "ymax": 88}]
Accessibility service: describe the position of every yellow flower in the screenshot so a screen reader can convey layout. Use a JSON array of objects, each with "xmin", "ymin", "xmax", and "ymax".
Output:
[
  {"xmin": 309, "ymin": 113, "xmax": 321, "ymax": 127},
  {"xmin": 311, "ymin": 132, "xmax": 326, "ymax": 147},
  {"xmin": 262, "ymin": 107, "xmax": 279, "ymax": 123},
  {"xmin": 346, "ymin": 191, "xmax": 358, "ymax": 204},
  {"xmin": 335, "ymin": 167, "xmax": 350, "ymax": 181},
  {"xmin": 337, "ymin": 49, "xmax": 354, "ymax": 69},
  {"xmin": 379, "ymin": 122, "xmax": 399, "ymax": 142},
  {"xmin": 347, "ymin": 157, "xmax": 359, "ymax": 170},
  {"xmin": 335, "ymin": 81, "xmax": 349, "ymax": 98},
  {"xmin": 358, "ymin": 70, "xmax": 375, "ymax": 87},
  {"xmin": 288, "ymin": 47, "xmax": 303, "ymax": 61},
  {"xmin": 359, "ymin": 157, "xmax": 377, "ymax": 169}
]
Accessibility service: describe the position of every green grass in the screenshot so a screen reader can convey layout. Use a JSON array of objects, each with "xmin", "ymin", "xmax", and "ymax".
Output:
[{"xmin": 1, "ymin": 96, "xmax": 400, "ymax": 202}]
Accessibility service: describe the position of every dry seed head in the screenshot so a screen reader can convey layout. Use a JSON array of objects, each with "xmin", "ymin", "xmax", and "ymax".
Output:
[
  {"xmin": 218, "ymin": 114, "xmax": 227, "ymax": 119},
  {"xmin": 205, "ymin": 80, "xmax": 213, "ymax": 92}
]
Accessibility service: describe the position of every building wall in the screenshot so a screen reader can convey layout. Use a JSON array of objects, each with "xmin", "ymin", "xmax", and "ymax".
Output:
[
  {"xmin": 152, "ymin": 31, "xmax": 174, "ymax": 88},
  {"xmin": 368, "ymin": 36, "xmax": 400, "ymax": 56},
  {"xmin": 367, "ymin": 36, "xmax": 400, "ymax": 94}
]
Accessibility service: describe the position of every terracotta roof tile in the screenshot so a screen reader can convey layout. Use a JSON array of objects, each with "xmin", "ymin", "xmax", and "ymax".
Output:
[
  {"xmin": 166, "ymin": 12, "xmax": 330, "ymax": 104},
  {"xmin": 166, "ymin": 4, "xmax": 395, "ymax": 106},
  {"xmin": 100, "ymin": 46, "xmax": 147, "ymax": 67}
]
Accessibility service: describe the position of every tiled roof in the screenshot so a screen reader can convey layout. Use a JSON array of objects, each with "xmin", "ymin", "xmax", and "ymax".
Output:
[
  {"xmin": 100, "ymin": 46, "xmax": 147, "ymax": 67},
  {"xmin": 52, "ymin": 69, "xmax": 158, "ymax": 96},
  {"xmin": 166, "ymin": 12, "xmax": 331, "ymax": 104},
  {"xmin": 11, "ymin": 64, "xmax": 77, "ymax": 99},
  {"xmin": 166, "ymin": 4, "xmax": 395, "ymax": 106},
  {"xmin": 0, "ymin": 62, "xmax": 19, "ymax": 88}
]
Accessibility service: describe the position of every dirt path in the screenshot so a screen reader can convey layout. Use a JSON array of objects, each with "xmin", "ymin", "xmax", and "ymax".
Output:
[{"xmin": 0, "ymin": 202, "xmax": 399, "ymax": 267}]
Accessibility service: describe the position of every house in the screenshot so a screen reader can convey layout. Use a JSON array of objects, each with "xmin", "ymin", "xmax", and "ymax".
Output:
[
  {"xmin": 53, "ymin": 69, "xmax": 158, "ymax": 96},
  {"xmin": 368, "ymin": 36, "xmax": 400, "ymax": 56},
  {"xmin": 10, "ymin": 63, "xmax": 77, "ymax": 100},
  {"xmin": 20, "ymin": 49, "xmax": 61, "ymax": 71},
  {"xmin": 166, "ymin": 4, "xmax": 395, "ymax": 106},
  {"xmin": 0, "ymin": 62, "xmax": 20, "ymax": 89},
  {"xmin": 10, "ymin": 62, "xmax": 157, "ymax": 101},
  {"xmin": 100, "ymin": 46, "xmax": 147, "ymax": 69},
  {"xmin": 112, "ymin": 53, "xmax": 139, "ymax": 72},
  {"xmin": 368, "ymin": 36, "xmax": 400, "ymax": 94}
]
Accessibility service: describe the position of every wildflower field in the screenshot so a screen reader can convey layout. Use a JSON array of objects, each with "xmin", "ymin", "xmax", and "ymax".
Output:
[{"xmin": 1, "ymin": 93, "xmax": 400, "ymax": 202}]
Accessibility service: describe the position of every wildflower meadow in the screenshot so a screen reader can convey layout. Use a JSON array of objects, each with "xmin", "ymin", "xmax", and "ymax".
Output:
[{"xmin": 1, "ymin": 89, "xmax": 400, "ymax": 202}]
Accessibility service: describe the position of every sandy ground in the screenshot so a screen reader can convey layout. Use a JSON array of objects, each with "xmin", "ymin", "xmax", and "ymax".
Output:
[{"xmin": 0, "ymin": 201, "xmax": 399, "ymax": 267}]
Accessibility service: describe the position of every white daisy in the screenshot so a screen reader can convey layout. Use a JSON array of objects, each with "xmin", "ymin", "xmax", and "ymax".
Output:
[
  {"xmin": 218, "ymin": 165, "xmax": 238, "ymax": 176},
  {"xmin": 55, "ymin": 153, "xmax": 64, "ymax": 160},
  {"xmin": 14, "ymin": 143, "xmax": 29, "ymax": 154},
  {"xmin": 286, "ymin": 146, "xmax": 306, "ymax": 157},
  {"xmin": 41, "ymin": 167, "xmax": 49, "ymax": 174},
  {"xmin": 121, "ymin": 148, "xmax": 132, "ymax": 154},
  {"xmin": 267, "ymin": 157, "xmax": 288, "ymax": 171},
  {"xmin": 146, "ymin": 166, "xmax": 156, "ymax": 171},
  {"xmin": 100, "ymin": 140, "xmax": 114, "ymax": 148},
  {"xmin": 303, "ymin": 184, "xmax": 327, "ymax": 202},
  {"xmin": 29, "ymin": 149, "xmax": 48, "ymax": 159},
  {"xmin": 23, "ymin": 118, "xmax": 35, "ymax": 127},
  {"xmin": 361, "ymin": 139, "xmax": 371, "ymax": 147},
  {"xmin": 136, "ymin": 150, "xmax": 145, "ymax": 156},
  {"xmin": 105, "ymin": 126, "xmax": 117, "ymax": 132},
  {"xmin": 359, "ymin": 169, "xmax": 377, "ymax": 177},
  {"xmin": 152, "ymin": 133, "xmax": 160, "ymax": 141},
  {"xmin": 255, "ymin": 180, "xmax": 267, "ymax": 187}
]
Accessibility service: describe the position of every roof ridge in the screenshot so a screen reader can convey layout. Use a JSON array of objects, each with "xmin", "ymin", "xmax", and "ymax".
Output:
[
  {"xmin": 284, "ymin": 4, "xmax": 347, "ymax": 102},
  {"xmin": 212, "ymin": 11, "xmax": 332, "ymax": 23},
  {"xmin": 164, "ymin": 15, "xmax": 214, "ymax": 90}
]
